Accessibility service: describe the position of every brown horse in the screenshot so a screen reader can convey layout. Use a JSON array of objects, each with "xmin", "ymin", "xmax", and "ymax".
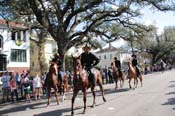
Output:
[
  {"xmin": 111, "ymin": 63, "xmax": 125, "ymax": 89},
  {"xmin": 71, "ymin": 56, "xmax": 106, "ymax": 116},
  {"xmin": 44, "ymin": 63, "xmax": 68, "ymax": 105},
  {"xmin": 127, "ymin": 59, "xmax": 143, "ymax": 89}
]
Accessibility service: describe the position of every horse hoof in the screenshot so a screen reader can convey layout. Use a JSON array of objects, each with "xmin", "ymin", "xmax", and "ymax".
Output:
[
  {"xmin": 91, "ymin": 104, "xmax": 95, "ymax": 108},
  {"xmin": 103, "ymin": 97, "xmax": 107, "ymax": 102},
  {"xmin": 83, "ymin": 110, "xmax": 86, "ymax": 114},
  {"xmin": 71, "ymin": 112, "xmax": 74, "ymax": 116}
]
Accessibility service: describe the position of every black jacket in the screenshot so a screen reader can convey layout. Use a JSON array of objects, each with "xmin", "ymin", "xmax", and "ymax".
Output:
[
  {"xmin": 132, "ymin": 59, "xmax": 138, "ymax": 66},
  {"xmin": 114, "ymin": 60, "xmax": 121, "ymax": 69},
  {"xmin": 80, "ymin": 52, "xmax": 99, "ymax": 68}
]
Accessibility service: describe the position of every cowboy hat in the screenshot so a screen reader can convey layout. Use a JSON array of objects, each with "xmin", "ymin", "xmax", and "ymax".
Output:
[
  {"xmin": 131, "ymin": 54, "xmax": 136, "ymax": 57},
  {"xmin": 82, "ymin": 44, "xmax": 91, "ymax": 51}
]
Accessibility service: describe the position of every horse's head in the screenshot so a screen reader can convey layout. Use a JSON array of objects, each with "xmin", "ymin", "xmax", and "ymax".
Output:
[
  {"xmin": 49, "ymin": 63, "xmax": 58, "ymax": 75},
  {"xmin": 127, "ymin": 58, "xmax": 132, "ymax": 66},
  {"xmin": 72, "ymin": 55, "xmax": 82, "ymax": 74}
]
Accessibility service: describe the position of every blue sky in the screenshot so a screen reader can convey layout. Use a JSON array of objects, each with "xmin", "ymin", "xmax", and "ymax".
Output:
[
  {"xmin": 140, "ymin": 7, "xmax": 175, "ymax": 34},
  {"xmin": 111, "ymin": 7, "xmax": 175, "ymax": 48}
]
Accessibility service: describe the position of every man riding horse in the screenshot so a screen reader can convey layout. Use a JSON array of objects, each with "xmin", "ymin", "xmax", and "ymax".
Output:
[
  {"xmin": 113, "ymin": 57, "xmax": 122, "ymax": 76},
  {"xmin": 80, "ymin": 44, "xmax": 100, "ymax": 87},
  {"xmin": 51, "ymin": 53, "xmax": 63, "ymax": 85},
  {"xmin": 131, "ymin": 54, "xmax": 141, "ymax": 77}
]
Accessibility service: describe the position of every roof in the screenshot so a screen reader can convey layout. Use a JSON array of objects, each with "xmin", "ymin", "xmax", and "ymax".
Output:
[
  {"xmin": 0, "ymin": 20, "xmax": 28, "ymax": 30},
  {"xmin": 95, "ymin": 46, "xmax": 122, "ymax": 53}
]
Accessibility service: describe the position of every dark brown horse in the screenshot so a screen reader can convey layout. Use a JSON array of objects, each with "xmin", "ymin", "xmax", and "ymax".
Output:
[
  {"xmin": 128, "ymin": 59, "xmax": 143, "ymax": 89},
  {"xmin": 44, "ymin": 63, "xmax": 68, "ymax": 105},
  {"xmin": 71, "ymin": 56, "xmax": 106, "ymax": 116},
  {"xmin": 111, "ymin": 62, "xmax": 125, "ymax": 89}
]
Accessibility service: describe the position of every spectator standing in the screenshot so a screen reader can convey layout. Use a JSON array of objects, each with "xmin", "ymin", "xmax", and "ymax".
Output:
[
  {"xmin": 10, "ymin": 73, "xmax": 19, "ymax": 103},
  {"xmin": 15, "ymin": 72, "xmax": 20, "ymax": 86},
  {"xmin": 23, "ymin": 75, "xmax": 31, "ymax": 102},
  {"xmin": 33, "ymin": 73, "xmax": 42, "ymax": 100},
  {"xmin": 1, "ymin": 72, "xmax": 10, "ymax": 102}
]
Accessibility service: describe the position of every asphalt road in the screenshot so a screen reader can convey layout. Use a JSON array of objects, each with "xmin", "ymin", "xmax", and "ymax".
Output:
[{"xmin": 1, "ymin": 69, "xmax": 175, "ymax": 116}]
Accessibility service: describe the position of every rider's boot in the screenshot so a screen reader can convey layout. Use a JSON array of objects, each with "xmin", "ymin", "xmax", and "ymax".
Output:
[
  {"xmin": 58, "ymin": 73, "xmax": 63, "ymax": 85},
  {"xmin": 89, "ymin": 73, "xmax": 96, "ymax": 87}
]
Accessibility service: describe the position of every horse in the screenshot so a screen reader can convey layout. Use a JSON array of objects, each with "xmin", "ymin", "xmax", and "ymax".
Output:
[
  {"xmin": 71, "ymin": 56, "xmax": 106, "ymax": 116},
  {"xmin": 44, "ymin": 63, "xmax": 68, "ymax": 105},
  {"xmin": 127, "ymin": 59, "xmax": 143, "ymax": 89},
  {"xmin": 111, "ymin": 62, "xmax": 125, "ymax": 89}
]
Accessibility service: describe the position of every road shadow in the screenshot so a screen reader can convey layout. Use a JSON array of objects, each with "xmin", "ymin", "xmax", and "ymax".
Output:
[
  {"xmin": 34, "ymin": 106, "xmax": 91, "ymax": 116},
  {"xmin": 162, "ymin": 98, "xmax": 175, "ymax": 110},
  {"xmin": 0, "ymin": 100, "xmax": 50, "ymax": 115},
  {"xmin": 34, "ymin": 107, "xmax": 71, "ymax": 116},
  {"xmin": 162, "ymin": 80, "xmax": 175, "ymax": 110}
]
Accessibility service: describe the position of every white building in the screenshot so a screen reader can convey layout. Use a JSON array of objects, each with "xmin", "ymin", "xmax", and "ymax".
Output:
[
  {"xmin": 94, "ymin": 43, "xmax": 131, "ymax": 70},
  {"xmin": 0, "ymin": 20, "xmax": 30, "ymax": 73}
]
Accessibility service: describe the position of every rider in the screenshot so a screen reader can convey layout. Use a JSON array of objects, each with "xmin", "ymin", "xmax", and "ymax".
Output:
[
  {"xmin": 80, "ymin": 44, "xmax": 100, "ymax": 86},
  {"xmin": 131, "ymin": 54, "xmax": 141, "ymax": 77},
  {"xmin": 113, "ymin": 57, "xmax": 122, "ymax": 76},
  {"xmin": 51, "ymin": 53, "xmax": 63, "ymax": 85}
]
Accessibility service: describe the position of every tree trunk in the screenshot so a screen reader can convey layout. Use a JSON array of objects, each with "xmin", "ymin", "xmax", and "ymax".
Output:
[{"xmin": 37, "ymin": 31, "xmax": 47, "ymax": 75}]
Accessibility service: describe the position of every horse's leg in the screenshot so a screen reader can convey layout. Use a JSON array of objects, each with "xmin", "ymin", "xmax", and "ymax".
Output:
[
  {"xmin": 139, "ymin": 76, "xmax": 143, "ymax": 87},
  {"xmin": 82, "ymin": 89, "xmax": 87, "ymax": 114},
  {"xmin": 71, "ymin": 89, "xmax": 79, "ymax": 116},
  {"xmin": 134, "ymin": 77, "xmax": 138, "ymax": 88},
  {"xmin": 98, "ymin": 81, "xmax": 106, "ymax": 102},
  {"xmin": 119, "ymin": 77, "xmax": 122, "ymax": 88},
  {"xmin": 115, "ymin": 75, "xmax": 118, "ymax": 90},
  {"xmin": 54, "ymin": 87, "xmax": 59, "ymax": 105},
  {"xmin": 91, "ymin": 86, "xmax": 96, "ymax": 107},
  {"xmin": 128, "ymin": 78, "xmax": 132, "ymax": 89},
  {"xmin": 47, "ymin": 87, "xmax": 51, "ymax": 106},
  {"xmin": 62, "ymin": 85, "xmax": 66, "ymax": 101}
]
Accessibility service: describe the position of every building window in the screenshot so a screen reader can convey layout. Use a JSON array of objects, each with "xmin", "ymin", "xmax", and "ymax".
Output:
[
  {"xmin": 17, "ymin": 31, "xmax": 21, "ymax": 41},
  {"xmin": 0, "ymin": 35, "xmax": 3, "ymax": 49},
  {"xmin": 110, "ymin": 54, "xmax": 112, "ymax": 59},
  {"xmin": 23, "ymin": 30, "xmax": 26, "ymax": 41},
  {"xmin": 104, "ymin": 55, "xmax": 106, "ymax": 60},
  {"xmin": 11, "ymin": 49, "xmax": 27, "ymax": 62},
  {"xmin": 11, "ymin": 31, "xmax": 16, "ymax": 40}
]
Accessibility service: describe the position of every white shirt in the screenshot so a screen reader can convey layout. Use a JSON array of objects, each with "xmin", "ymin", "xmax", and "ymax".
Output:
[{"xmin": 33, "ymin": 77, "xmax": 41, "ymax": 88}]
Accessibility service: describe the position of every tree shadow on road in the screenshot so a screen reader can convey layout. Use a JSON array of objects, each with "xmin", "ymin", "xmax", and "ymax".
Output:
[
  {"xmin": 162, "ymin": 80, "xmax": 175, "ymax": 110},
  {"xmin": 0, "ymin": 100, "xmax": 50, "ymax": 115},
  {"xmin": 162, "ymin": 98, "xmax": 175, "ymax": 110},
  {"xmin": 34, "ymin": 106, "xmax": 84, "ymax": 116}
]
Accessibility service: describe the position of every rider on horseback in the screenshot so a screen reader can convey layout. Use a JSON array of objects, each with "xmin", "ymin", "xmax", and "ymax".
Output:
[
  {"xmin": 131, "ymin": 54, "xmax": 141, "ymax": 77},
  {"xmin": 80, "ymin": 44, "xmax": 100, "ymax": 86},
  {"xmin": 113, "ymin": 57, "xmax": 122, "ymax": 76},
  {"xmin": 51, "ymin": 53, "xmax": 63, "ymax": 85}
]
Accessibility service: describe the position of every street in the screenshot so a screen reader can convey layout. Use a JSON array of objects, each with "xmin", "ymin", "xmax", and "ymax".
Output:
[{"xmin": 1, "ymin": 69, "xmax": 175, "ymax": 116}]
